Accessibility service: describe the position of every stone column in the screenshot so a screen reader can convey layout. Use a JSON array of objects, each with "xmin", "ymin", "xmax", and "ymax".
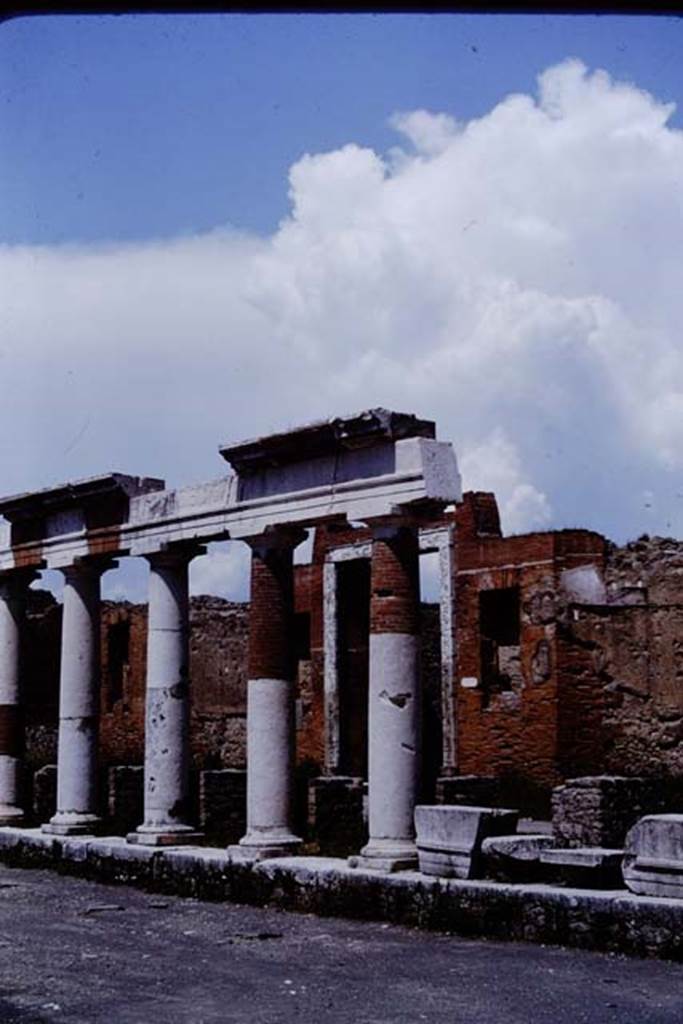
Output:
[
  {"xmin": 351, "ymin": 523, "xmax": 421, "ymax": 871},
  {"xmin": 44, "ymin": 558, "xmax": 114, "ymax": 836},
  {"xmin": 229, "ymin": 529, "xmax": 304, "ymax": 861},
  {"xmin": 128, "ymin": 546, "xmax": 203, "ymax": 846},
  {"xmin": 0, "ymin": 570, "xmax": 38, "ymax": 825}
]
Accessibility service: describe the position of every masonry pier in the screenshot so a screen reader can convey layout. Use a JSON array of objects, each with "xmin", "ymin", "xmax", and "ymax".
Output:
[
  {"xmin": 230, "ymin": 530, "xmax": 305, "ymax": 860},
  {"xmin": 351, "ymin": 523, "xmax": 422, "ymax": 871}
]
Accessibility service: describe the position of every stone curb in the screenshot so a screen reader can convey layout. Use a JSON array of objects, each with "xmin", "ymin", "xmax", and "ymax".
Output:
[{"xmin": 0, "ymin": 828, "xmax": 682, "ymax": 962}]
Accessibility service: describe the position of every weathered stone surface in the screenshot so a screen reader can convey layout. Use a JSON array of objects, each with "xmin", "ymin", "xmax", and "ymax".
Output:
[
  {"xmin": 540, "ymin": 846, "xmax": 624, "ymax": 889},
  {"xmin": 415, "ymin": 805, "xmax": 519, "ymax": 879},
  {"xmin": 43, "ymin": 561, "xmax": 111, "ymax": 837},
  {"xmin": 220, "ymin": 409, "xmax": 436, "ymax": 474},
  {"xmin": 107, "ymin": 766, "xmax": 143, "ymax": 836},
  {"xmin": 623, "ymin": 814, "xmax": 683, "ymax": 898},
  {"xmin": 17, "ymin": 500, "xmax": 683, "ymax": 844},
  {"xmin": 23, "ymin": 595, "xmax": 250, "ymax": 780},
  {"xmin": 518, "ymin": 818, "xmax": 553, "ymax": 835},
  {"xmin": 2, "ymin": 828, "xmax": 683, "ymax": 960},
  {"xmin": 32, "ymin": 764, "xmax": 57, "ymax": 825},
  {"xmin": 199, "ymin": 769, "xmax": 246, "ymax": 844},
  {"xmin": 481, "ymin": 833, "xmax": 555, "ymax": 882},
  {"xmin": 552, "ymin": 776, "xmax": 664, "ymax": 849},
  {"xmin": 308, "ymin": 776, "xmax": 365, "ymax": 857}
]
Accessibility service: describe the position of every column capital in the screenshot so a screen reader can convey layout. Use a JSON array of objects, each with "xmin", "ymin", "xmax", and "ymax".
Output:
[
  {"xmin": 61, "ymin": 556, "xmax": 118, "ymax": 583},
  {"xmin": 144, "ymin": 542, "xmax": 206, "ymax": 570},
  {"xmin": 247, "ymin": 525, "xmax": 308, "ymax": 556},
  {"xmin": 364, "ymin": 513, "xmax": 428, "ymax": 539},
  {"xmin": 370, "ymin": 522, "xmax": 414, "ymax": 543},
  {"xmin": 0, "ymin": 568, "xmax": 40, "ymax": 598}
]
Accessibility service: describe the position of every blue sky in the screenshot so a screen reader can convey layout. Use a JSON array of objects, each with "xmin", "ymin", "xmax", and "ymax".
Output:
[
  {"xmin": 2, "ymin": 13, "xmax": 683, "ymax": 600},
  {"xmin": 3, "ymin": 13, "xmax": 682, "ymax": 244}
]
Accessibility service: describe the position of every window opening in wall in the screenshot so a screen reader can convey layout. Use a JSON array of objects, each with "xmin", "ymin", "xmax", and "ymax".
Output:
[
  {"xmin": 479, "ymin": 587, "xmax": 521, "ymax": 706},
  {"xmin": 106, "ymin": 619, "xmax": 130, "ymax": 710}
]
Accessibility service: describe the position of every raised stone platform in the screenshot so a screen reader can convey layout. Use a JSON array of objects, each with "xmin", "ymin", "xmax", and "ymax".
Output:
[{"xmin": 0, "ymin": 827, "xmax": 682, "ymax": 961}]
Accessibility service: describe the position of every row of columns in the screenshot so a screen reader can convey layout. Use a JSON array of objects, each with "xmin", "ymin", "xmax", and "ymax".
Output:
[{"xmin": 0, "ymin": 519, "xmax": 423, "ymax": 869}]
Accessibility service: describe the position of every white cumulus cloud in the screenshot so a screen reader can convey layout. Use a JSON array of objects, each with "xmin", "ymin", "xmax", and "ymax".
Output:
[{"xmin": 3, "ymin": 58, "xmax": 683, "ymax": 600}]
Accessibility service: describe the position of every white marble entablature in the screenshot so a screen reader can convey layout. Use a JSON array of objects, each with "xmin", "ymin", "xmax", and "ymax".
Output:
[{"xmin": 0, "ymin": 411, "xmax": 460, "ymax": 572}]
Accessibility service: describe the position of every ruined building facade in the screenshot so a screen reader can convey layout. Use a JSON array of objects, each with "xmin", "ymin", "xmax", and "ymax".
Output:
[{"xmin": 20, "ymin": 489, "xmax": 683, "ymax": 829}]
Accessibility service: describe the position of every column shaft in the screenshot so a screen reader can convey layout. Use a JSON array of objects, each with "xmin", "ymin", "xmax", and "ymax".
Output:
[
  {"xmin": 352, "ymin": 524, "xmax": 421, "ymax": 872},
  {"xmin": 229, "ymin": 534, "xmax": 301, "ymax": 860},
  {"xmin": 0, "ymin": 573, "xmax": 36, "ymax": 825},
  {"xmin": 44, "ymin": 561, "xmax": 110, "ymax": 835},
  {"xmin": 128, "ymin": 549, "xmax": 202, "ymax": 846}
]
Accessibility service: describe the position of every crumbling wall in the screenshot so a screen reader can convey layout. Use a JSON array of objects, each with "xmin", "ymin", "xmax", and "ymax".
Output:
[
  {"xmin": 188, "ymin": 597, "xmax": 249, "ymax": 769},
  {"xmin": 420, "ymin": 603, "xmax": 442, "ymax": 801},
  {"xmin": 453, "ymin": 495, "xmax": 606, "ymax": 808},
  {"xmin": 561, "ymin": 536, "xmax": 683, "ymax": 779},
  {"xmin": 455, "ymin": 553, "xmax": 562, "ymax": 804},
  {"xmin": 23, "ymin": 524, "xmax": 683, "ymax": 822},
  {"xmin": 99, "ymin": 602, "xmax": 148, "ymax": 767},
  {"xmin": 24, "ymin": 590, "xmax": 61, "ymax": 768},
  {"xmin": 23, "ymin": 593, "xmax": 252, "ymax": 773},
  {"xmin": 293, "ymin": 562, "xmax": 324, "ymax": 771}
]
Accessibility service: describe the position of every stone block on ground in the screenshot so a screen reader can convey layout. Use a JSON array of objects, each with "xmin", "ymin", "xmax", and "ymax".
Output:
[
  {"xmin": 540, "ymin": 846, "xmax": 625, "ymax": 889},
  {"xmin": 107, "ymin": 766, "xmax": 143, "ymax": 836},
  {"xmin": 552, "ymin": 776, "xmax": 664, "ymax": 849},
  {"xmin": 481, "ymin": 833, "xmax": 556, "ymax": 883},
  {"xmin": 415, "ymin": 804, "xmax": 519, "ymax": 879},
  {"xmin": 199, "ymin": 769, "xmax": 246, "ymax": 845},
  {"xmin": 623, "ymin": 814, "xmax": 683, "ymax": 899},
  {"xmin": 308, "ymin": 776, "xmax": 365, "ymax": 857},
  {"xmin": 32, "ymin": 765, "xmax": 57, "ymax": 826}
]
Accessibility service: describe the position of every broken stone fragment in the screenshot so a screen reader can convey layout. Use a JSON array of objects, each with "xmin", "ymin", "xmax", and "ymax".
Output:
[
  {"xmin": 623, "ymin": 814, "xmax": 683, "ymax": 899},
  {"xmin": 414, "ymin": 804, "xmax": 519, "ymax": 879},
  {"xmin": 481, "ymin": 833, "xmax": 556, "ymax": 883}
]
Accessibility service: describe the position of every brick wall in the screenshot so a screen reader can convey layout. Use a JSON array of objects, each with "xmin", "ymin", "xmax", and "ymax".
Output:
[
  {"xmin": 454, "ymin": 493, "xmax": 606, "ymax": 809},
  {"xmin": 22, "ymin": 514, "xmax": 683, "ymax": 820},
  {"xmin": 23, "ymin": 593, "xmax": 251, "ymax": 773}
]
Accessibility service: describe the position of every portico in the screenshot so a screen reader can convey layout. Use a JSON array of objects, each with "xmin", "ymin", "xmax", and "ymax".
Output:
[{"xmin": 0, "ymin": 410, "xmax": 461, "ymax": 864}]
